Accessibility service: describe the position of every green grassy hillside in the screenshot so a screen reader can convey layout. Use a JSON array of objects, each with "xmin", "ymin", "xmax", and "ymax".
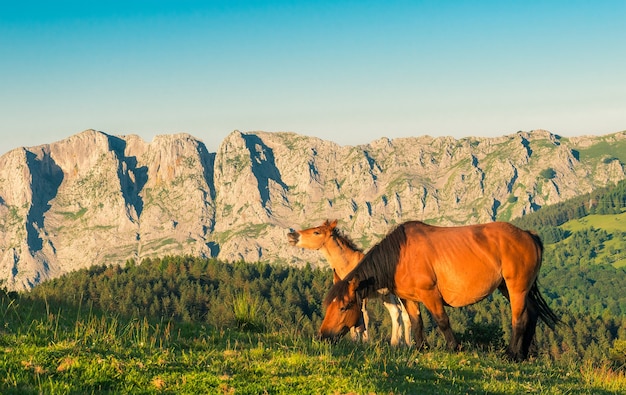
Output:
[
  {"xmin": 559, "ymin": 211, "xmax": 626, "ymax": 267},
  {"xmin": 1, "ymin": 289, "xmax": 625, "ymax": 394},
  {"xmin": 511, "ymin": 179, "xmax": 626, "ymax": 268},
  {"xmin": 562, "ymin": 211, "xmax": 626, "ymax": 233}
]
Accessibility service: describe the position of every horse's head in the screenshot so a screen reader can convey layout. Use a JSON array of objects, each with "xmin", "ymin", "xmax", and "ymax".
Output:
[
  {"xmin": 319, "ymin": 277, "xmax": 364, "ymax": 342},
  {"xmin": 287, "ymin": 219, "xmax": 338, "ymax": 249}
]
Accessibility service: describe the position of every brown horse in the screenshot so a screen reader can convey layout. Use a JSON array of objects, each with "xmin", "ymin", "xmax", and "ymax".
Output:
[
  {"xmin": 288, "ymin": 220, "xmax": 412, "ymax": 346},
  {"xmin": 319, "ymin": 220, "xmax": 559, "ymax": 361}
]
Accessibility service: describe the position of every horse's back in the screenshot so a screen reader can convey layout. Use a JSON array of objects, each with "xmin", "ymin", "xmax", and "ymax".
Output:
[{"xmin": 402, "ymin": 221, "xmax": 539, "ymax": 255}]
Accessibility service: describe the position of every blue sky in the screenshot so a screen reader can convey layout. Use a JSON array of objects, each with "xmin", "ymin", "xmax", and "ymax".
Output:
[{"xmin": 1, "ymin": 1, "xmax": 625, "ymax": 155}]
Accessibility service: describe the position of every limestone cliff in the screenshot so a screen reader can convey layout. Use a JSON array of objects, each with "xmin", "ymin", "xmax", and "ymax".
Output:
[{"xmin": 0, "ymin": 129, "xmax": 624, "ymax": 289}]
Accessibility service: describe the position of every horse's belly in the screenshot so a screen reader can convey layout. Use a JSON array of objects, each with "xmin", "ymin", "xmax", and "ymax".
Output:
[
  {"xmin": 441, "ymin": 290, "xmax": 493, "ymax": 307},
  {"xmin": 438, "ymin": 279, "xmax": 499, "ymax": 307},
  {"xmin": 429, "ymin": 257, "xmax": 503, "ymax": 307}
]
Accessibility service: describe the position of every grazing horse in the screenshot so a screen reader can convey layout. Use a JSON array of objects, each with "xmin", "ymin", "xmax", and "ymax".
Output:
[
  {"xmin": 288, "ymin": 220, "xmax": 412, "ymax": 346},
  {"xmin": 319, "ymin": 221, "xmax": 559, "ymax": 361}
]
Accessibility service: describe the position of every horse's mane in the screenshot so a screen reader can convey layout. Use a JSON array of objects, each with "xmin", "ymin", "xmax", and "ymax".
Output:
[
  {"xmin": 331, "ymin": 227, "xmax": 362, "ymax": 253},
  {"xmin": 323, "ymin": 278, "xmax": 351, "ymax": 307},
  {"xmin": 324, "ymin": 223, "xmax": 406, "ymax": 306}
]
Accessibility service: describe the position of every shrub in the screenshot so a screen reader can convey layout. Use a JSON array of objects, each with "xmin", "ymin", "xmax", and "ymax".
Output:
[
  {"xmin": 540, "ymin": 168, "xmax": 557, "ymax": 180},
  {"xmin": 610, "ymin": 339, "xmax": 626, "ymax": 370}
]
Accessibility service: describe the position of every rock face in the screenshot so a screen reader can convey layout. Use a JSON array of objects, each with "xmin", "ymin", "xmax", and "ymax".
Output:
[{"xmin": 1, "ymin": 128, "xmax": 625, "ymax": 290}]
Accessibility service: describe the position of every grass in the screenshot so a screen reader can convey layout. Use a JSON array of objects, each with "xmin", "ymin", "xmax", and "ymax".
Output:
[
  {"xmin": 577, "ymin": 139, "xmax": 626, "ymax": 164},
  {"xmin": 562, "ymin": 211, "xmax": 626, "ymax": 234},
  {"xmin": 142, "ymin": 237, "xmax": 179, "ymax": 251},
  {"xmin": 56, "ymin": 207, "xmax": 88, "ymax": 221},
  {"xmin": 2, "ymin": 292, "xmax": 626, "ymax": 394}
]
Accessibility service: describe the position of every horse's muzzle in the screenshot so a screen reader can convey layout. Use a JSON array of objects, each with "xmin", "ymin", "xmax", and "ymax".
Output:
[
  {"xmin": 287, "ymin": 232, "xmax": 299, "ymax": 246},
  {"xmin": 319, "ymin": 326, "xmax": 350, "ymax": 343}
]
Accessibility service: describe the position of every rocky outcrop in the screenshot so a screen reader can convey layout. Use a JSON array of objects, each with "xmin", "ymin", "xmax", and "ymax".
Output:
[{"xmin": 1, "ymin": 128, "xmax": 624, "ymax": 290}]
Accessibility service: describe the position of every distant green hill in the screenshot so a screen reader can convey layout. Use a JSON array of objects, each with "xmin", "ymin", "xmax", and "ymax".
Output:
[
  {"xmin": 559, "ymin": 211, "xmax": 626, "ymax": 267},
  {"xmin": 512, "ymin": 179, "xmax": 626, "ymax": 230},
  {"xmin": 563, "ymin": 211, "xmax": 626, "ymax": 233},
  {"xmin": 512, "ymin": 179, "xmax": 626, "ymax": 268}
]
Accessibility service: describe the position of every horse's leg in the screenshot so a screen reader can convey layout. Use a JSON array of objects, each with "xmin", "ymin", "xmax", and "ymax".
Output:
[
  {"xmin": 500, "ymin": 283, "xmax": 534, "ymax": 360},
  {"xmin": 521, "ymin": 295, "xmax": 539, "ymax": 359},
  {"xmin": 507, "ymin": 290, "xmax": 530, "ymax": 361},
  {"xmin": 348, "ymin": 298, "xmax": 369, "ymax": 343},
  {"xmin": 420, "ymin": 291, "xmax": 458, "ymax": 351},
  {"xmin": 400, "ymin": 298, "xmax": 413, "ymax": 347},
  {"xmin": 403, "ymin": 299, "xmax": 427, "ymax": 349},
  {"xmin": 396, "ymin": 296, "xmax": 414, "ymax": 347},
  {"xmin": 349, "ymin": 327, "xmax": 359, "ymax": 342},
  {"xmin": 381, "ymin": 293, "xmax": 403, "ymax": 346},
  {"xmin": 360, "ymin": 299, "xmax": 369, "ymax": 342}
]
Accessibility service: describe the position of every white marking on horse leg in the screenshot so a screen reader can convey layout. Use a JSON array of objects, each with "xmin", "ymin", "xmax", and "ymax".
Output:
[
  {"xmin": 349, "ymin": 327, "xmax": 359, "ymax": 341},
  {"xmin": 361, "ymin": 300, "xmax": 370, "ymax": 342},
  {"xmin": 383, "ymin": 295, "xmax": 403, "ymax": 346},
  {"xmin": 398, "ymin": 297, "xmax": 413, "ymax": 347}
]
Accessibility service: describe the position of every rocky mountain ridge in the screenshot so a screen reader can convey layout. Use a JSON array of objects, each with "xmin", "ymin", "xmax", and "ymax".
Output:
[{"xmin": 1, "ymin": 129, "xmax": 625, "ymax": 290}]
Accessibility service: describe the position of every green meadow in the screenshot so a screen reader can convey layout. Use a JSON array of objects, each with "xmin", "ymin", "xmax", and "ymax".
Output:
[
  {"xmin": 2, "ymin": 288, "xmax": 625, "ymax": 394},
  {"xmin": 562, "ymin": 211, "xmax": 626, "ymax": 234}
]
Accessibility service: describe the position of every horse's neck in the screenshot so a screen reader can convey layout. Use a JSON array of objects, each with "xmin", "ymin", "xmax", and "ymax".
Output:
[{"xmin": 320, "ymin": 237, "xmax": 363, "ymax": 279}]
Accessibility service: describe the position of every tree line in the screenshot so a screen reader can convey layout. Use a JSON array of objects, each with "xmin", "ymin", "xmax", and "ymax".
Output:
[{"xmin": 26, "ymin": 257, "xmax": 333, "ymax": 337}]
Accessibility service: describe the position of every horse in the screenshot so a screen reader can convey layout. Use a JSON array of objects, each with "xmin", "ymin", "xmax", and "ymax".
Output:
[
  {"xmin": 288, "ymin": 220, "xmax": 412, "ymax": 346},
  {"xmin": 319, "ymin": 220, "xmax": 559, "ymax": 361}
]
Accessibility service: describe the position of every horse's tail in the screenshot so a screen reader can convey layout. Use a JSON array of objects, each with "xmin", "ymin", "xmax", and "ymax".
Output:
[
  {"xmin": 526, "ymin": 230, "xmax": 544, "ymax": 260},
  {"xmin": 525, "ymin": 230, "xmax": 559, "ymax": 328},
  {"xmin": 529, "ymin": 281, "xmax": 560, "ymax": 330}
]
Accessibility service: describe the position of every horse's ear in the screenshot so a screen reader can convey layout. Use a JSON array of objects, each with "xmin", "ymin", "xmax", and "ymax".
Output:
[
  {"xmin": 347, "ymin": 278, "xmax": 360, "ymax": 296},
  {"xmin": 332, "ymin": 270, "xmax": 341, "ymax": 284},
  {"xmin": 329, "ymin": 219, "xmax": 338, "ymax": 229}
]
